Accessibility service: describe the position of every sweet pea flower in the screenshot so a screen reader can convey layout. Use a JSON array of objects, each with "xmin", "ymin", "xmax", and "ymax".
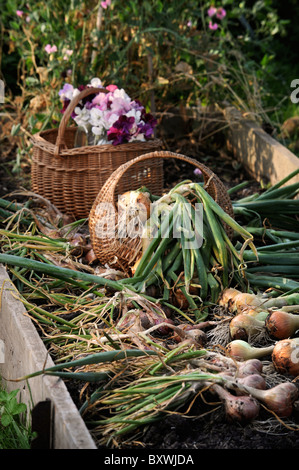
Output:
[
  {"xmin": 58, "ymin": 77, "xmax": 157, "ymax": 146},
  {"xmin": 89, "ymin": 77, "xmax": 103, "ymax": 88},
  {"xmin": 106, "ymin": 84, "xmax": 118, "ymax": 92},
  {"xmin": 16, "ymin": 10, "xmax": 24, "ymax": 17},
  {"xmin": 209, "ymin": 21, "xmax": 218, "ymax": 30},
  {"xmin": 58, "ymin": 83, "xmax": 74, "ymax": 101},
  {"xmin": 45, "ymin": 44, "xmax": 57, "ymax": 54},
  {"xmin": 216, "ymin": 7, "xmax": 226, "ymax": 20},
  {"xmin": 207, "ymin": 6, "xmax": 217, "ymax": 17},
  {"xmin": 63, "ymin": 49, "xmax": 73, "ymax": 60},
  {"xmin": 101, "ymin": 0, "xmax": 111, "ymax": 9}
]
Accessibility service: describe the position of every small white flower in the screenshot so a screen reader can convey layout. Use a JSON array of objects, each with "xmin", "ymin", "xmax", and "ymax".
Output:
[{"xmin": 89, "ymin": 77, "xmax": 103, "ymax": 88}]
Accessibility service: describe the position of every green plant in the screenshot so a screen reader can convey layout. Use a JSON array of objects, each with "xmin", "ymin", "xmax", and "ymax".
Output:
[{"xmin": 0, "ymin": 382, "xmax": 35, "ymax": 449}]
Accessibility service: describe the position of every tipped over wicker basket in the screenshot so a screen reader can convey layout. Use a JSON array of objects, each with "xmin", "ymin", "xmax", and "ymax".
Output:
[
  {"xmin": 89, "ymin": 150, "xmax": 234, "ymax": 273},
  {"xmin": 31, "ymin": 86, "xmax": 163, "ymax": 219}
]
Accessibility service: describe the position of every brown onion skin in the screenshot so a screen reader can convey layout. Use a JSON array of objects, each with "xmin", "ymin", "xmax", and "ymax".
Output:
[
  {"xmin": 229, "ymin": 313, "xmax": 264, "ymax": 341},
  {"xmin": 272, "ymin": 338, "xmax": 299, "ymax": 377},
  {"xmin": 265, "ymin": 310, "xmax": 299, "ymax": 340},
  {"xmin": 219, "ymin": 288, "xmax": 241, "ymax": 310},
  {"xmin": 240, "ymin": 382, "xmax": 299, "ymax": 418},
  {"xmin": 212, "ymin": 384, "xmax": 260, "ymax": 423}
]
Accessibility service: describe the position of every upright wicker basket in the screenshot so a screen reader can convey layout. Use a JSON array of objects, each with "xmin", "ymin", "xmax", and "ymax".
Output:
[
  {"xmin": 89, "ymin": 150, "xmax": 234, "ymax": 273},
  {"xmin": 31, "ymin": 87, "xmax": 163, "ymax": 219}
]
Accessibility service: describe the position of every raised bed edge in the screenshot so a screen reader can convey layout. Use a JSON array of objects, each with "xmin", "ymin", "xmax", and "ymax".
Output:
[
  {"xmin": 0, "ymin": 265, "xmax": 97, "ymax": 449},
  {"xmin": 224, "ymin": 107, "xmax": 299, "ymax": 185}
]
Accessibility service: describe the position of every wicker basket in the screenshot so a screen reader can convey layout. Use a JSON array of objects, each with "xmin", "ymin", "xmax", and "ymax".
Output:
[
  {"xmin": 31, "ymin": 86, "xmax": 163, "ymax": 219},
  {"xmin": 89, "ymin": 150, "xmax": 234, "ymax": 273}
]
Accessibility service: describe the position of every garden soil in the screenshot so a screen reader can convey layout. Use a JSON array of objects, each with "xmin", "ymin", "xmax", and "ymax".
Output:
[{"xmin": 1, "ymin": 128, "xmax": 299, "ymax": 451}]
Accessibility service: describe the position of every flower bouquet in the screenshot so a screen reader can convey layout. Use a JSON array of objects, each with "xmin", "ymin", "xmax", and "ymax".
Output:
[
  {"xmin": 31, "ymin": 77, "xmax": 162, "ymax": 219},
  {"xmin": 58, "ymin": 77, "xmax": 157, "ymax": 146}
]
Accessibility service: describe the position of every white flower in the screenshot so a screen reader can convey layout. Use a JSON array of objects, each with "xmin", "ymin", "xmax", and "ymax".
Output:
[
  {"xmin": 74, "ymin": 106, "xmax": 91, "ymax": 132},
  {"xmin": 89, "ymin": 77, "xmax": 103, "ymax": 88}
]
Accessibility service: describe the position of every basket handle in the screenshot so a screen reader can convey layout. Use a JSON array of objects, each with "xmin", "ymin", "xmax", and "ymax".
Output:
[
  {"xmin": 54, "ymin": 86, "xmax": 109, "ymax": 157},
  {"xmin": 90, "ymin": 150, "xmax": 233, "ymax": 217}
]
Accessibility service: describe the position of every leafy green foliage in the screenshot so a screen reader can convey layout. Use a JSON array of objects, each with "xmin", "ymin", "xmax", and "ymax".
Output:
[
  {"xmin": 0, "ymin": 385, "xmax": 35, "ymax": 449},
  {"xmin": 0, "ymin": 0, "xmax": 298, "ymax": 150}
]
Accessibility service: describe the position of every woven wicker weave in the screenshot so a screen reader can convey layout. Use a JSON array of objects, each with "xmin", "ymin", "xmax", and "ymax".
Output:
[
  {"xmin": 89, "ymin": 150, "xmax": 234, "ymax": 273},
  {"xmin": 31, "ymin": 87, "xmax": 163, "ymax": 219}
]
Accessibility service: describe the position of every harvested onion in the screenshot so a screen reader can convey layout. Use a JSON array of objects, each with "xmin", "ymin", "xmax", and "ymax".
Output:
[
  {"xmin": 118, "ymin": 189, "xmax": 151, "ymax": 222},
  {"xmin": 229, "ymin": 313, "xmax": 265, "ymax": 341},
  {"xmin": 237, "ymin": 359, "xmax": 263, "ymax": 377},
  {"xmin": 236, "ymin": 381, "xmax": 299, "ymax": 418},
  {"xmin": 271, "ymin": 338, "xmax": 299, "ymax": 377},
  {"xmin": 265, "ymin": 309, "xmax": 299, "ymax": 340},
  {"xmin": 245, "ymin": 308, "xmax": 269, "ymax": 321},
  {"xmin": 237, "ymin": 374, "xmax": 267, "ymax": 390},
  {"xmin": 219, "ymin": 288, "xmax": 240, "ymax": 309},
  {"xmin": 226, "ymin": 340, "xmax": 274, "ymax": 361},
  {"xmin": 232, "ymin": 292, "xmax": 264, "ymax": 314},
  {"xmin": 210, "ymin": 383, "xmax": 260, "ymax": 423}
]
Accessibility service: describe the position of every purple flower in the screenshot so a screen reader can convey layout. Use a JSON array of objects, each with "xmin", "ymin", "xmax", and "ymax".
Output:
[
  {"xmin": 101, "ymin": 0, "xmax": 111, "ymax": 8},
  {"xmin": 107, "ymin": 115, "xmax": 135, "ymax": 145},
  {"xmin": 208, "ymin": 21, "xmax": 218, "ymax": 30},
  {"xmin": 194, "ymin": 168, "xmax": 202, "ymax": 176},
  {"xmin": 207, "ymin": 6, "xmax": 217, "ymax": 17},
  {"xmin": 216, "ymin": 7, "xmax": 226, "ymax": 20},
  {"xmin": 16, "ymin": 10, "xmax": 24, "ymax": 17}
]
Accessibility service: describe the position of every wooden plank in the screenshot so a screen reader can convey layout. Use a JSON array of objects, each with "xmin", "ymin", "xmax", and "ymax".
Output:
[
  {"xmin": 0, "ymin": 265, "xmax": 97, "ymax": 449},
  {"xmin": 224, "ymin": 107, "xmax": 299, "ymax": 185}
]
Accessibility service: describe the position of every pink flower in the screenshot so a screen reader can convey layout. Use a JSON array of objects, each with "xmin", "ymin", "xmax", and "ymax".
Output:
[
  {"xmin": 106, "ymin": 84, "xmax": 118, "ymax": 92},
  {"xmin": 63, "ymin": 49, "xmax": 73, "ymax": 60},
  {"xmin": 45, "ymin": 44, "xmax": 58, "ymax": 54},
  {"xmin": 16, "ymin": 10, "xmax": 24, "ymax": 17},
  {"xmin": 207, "ymin": 6, "xmax": 217, "ymax": 17},
  {"xmin": 101, "ymin": 0, "xmax": 111, "ymax": 8},
  {"xmin": 216, "ymin": 7, "xmax": 226, "ymax": 20},
  {"xmin": 208, "ymin": 21, "xmax": 218, "ymax": 30},
  {"xmin": 194, "ymin": 168, "xmax": 202, "ymax": 176}
]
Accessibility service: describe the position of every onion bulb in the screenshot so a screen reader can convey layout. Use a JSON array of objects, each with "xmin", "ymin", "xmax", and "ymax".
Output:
[
  {"xmin": 210, "ymin": 383, "xmax": 260, "ymax": 423},
  {"xmin": 245, "ymin": 308, "xmax": 269, "ymax": 322},
  {"xmin": 219, "ymin": 288, "xmax": 241, "ymax": 309},
  {"xmin": 232, "ymin": 292, "xmax": 263, "ymax": 314},
  {"xmin": 229, "ymin": 313, "xmax": 265, "ymax": 341},
  {"xmin": 271, "ymin": 338, "xmax": 299, "ymax": 377},
  {"xmin": 118, "ymin": 189, "xmax": 151, "ymax": 226},
  {"xmin": 226, "ymin": 340, "xmax": 274, "ymax": 361},
  {"xmin": 265, "ymin": 309, "xmax": 299, "ymax": 340},
  {"xmin": 237, "ymin": 359, "xmax": 263, "ymax": 377},
  {"xmin": 237, "ymin": 374, "xmax": 267, "ymax": 390},
  {"xmin": 237, "ymin": 381, "xmax": 299, "ymax": 418}
]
